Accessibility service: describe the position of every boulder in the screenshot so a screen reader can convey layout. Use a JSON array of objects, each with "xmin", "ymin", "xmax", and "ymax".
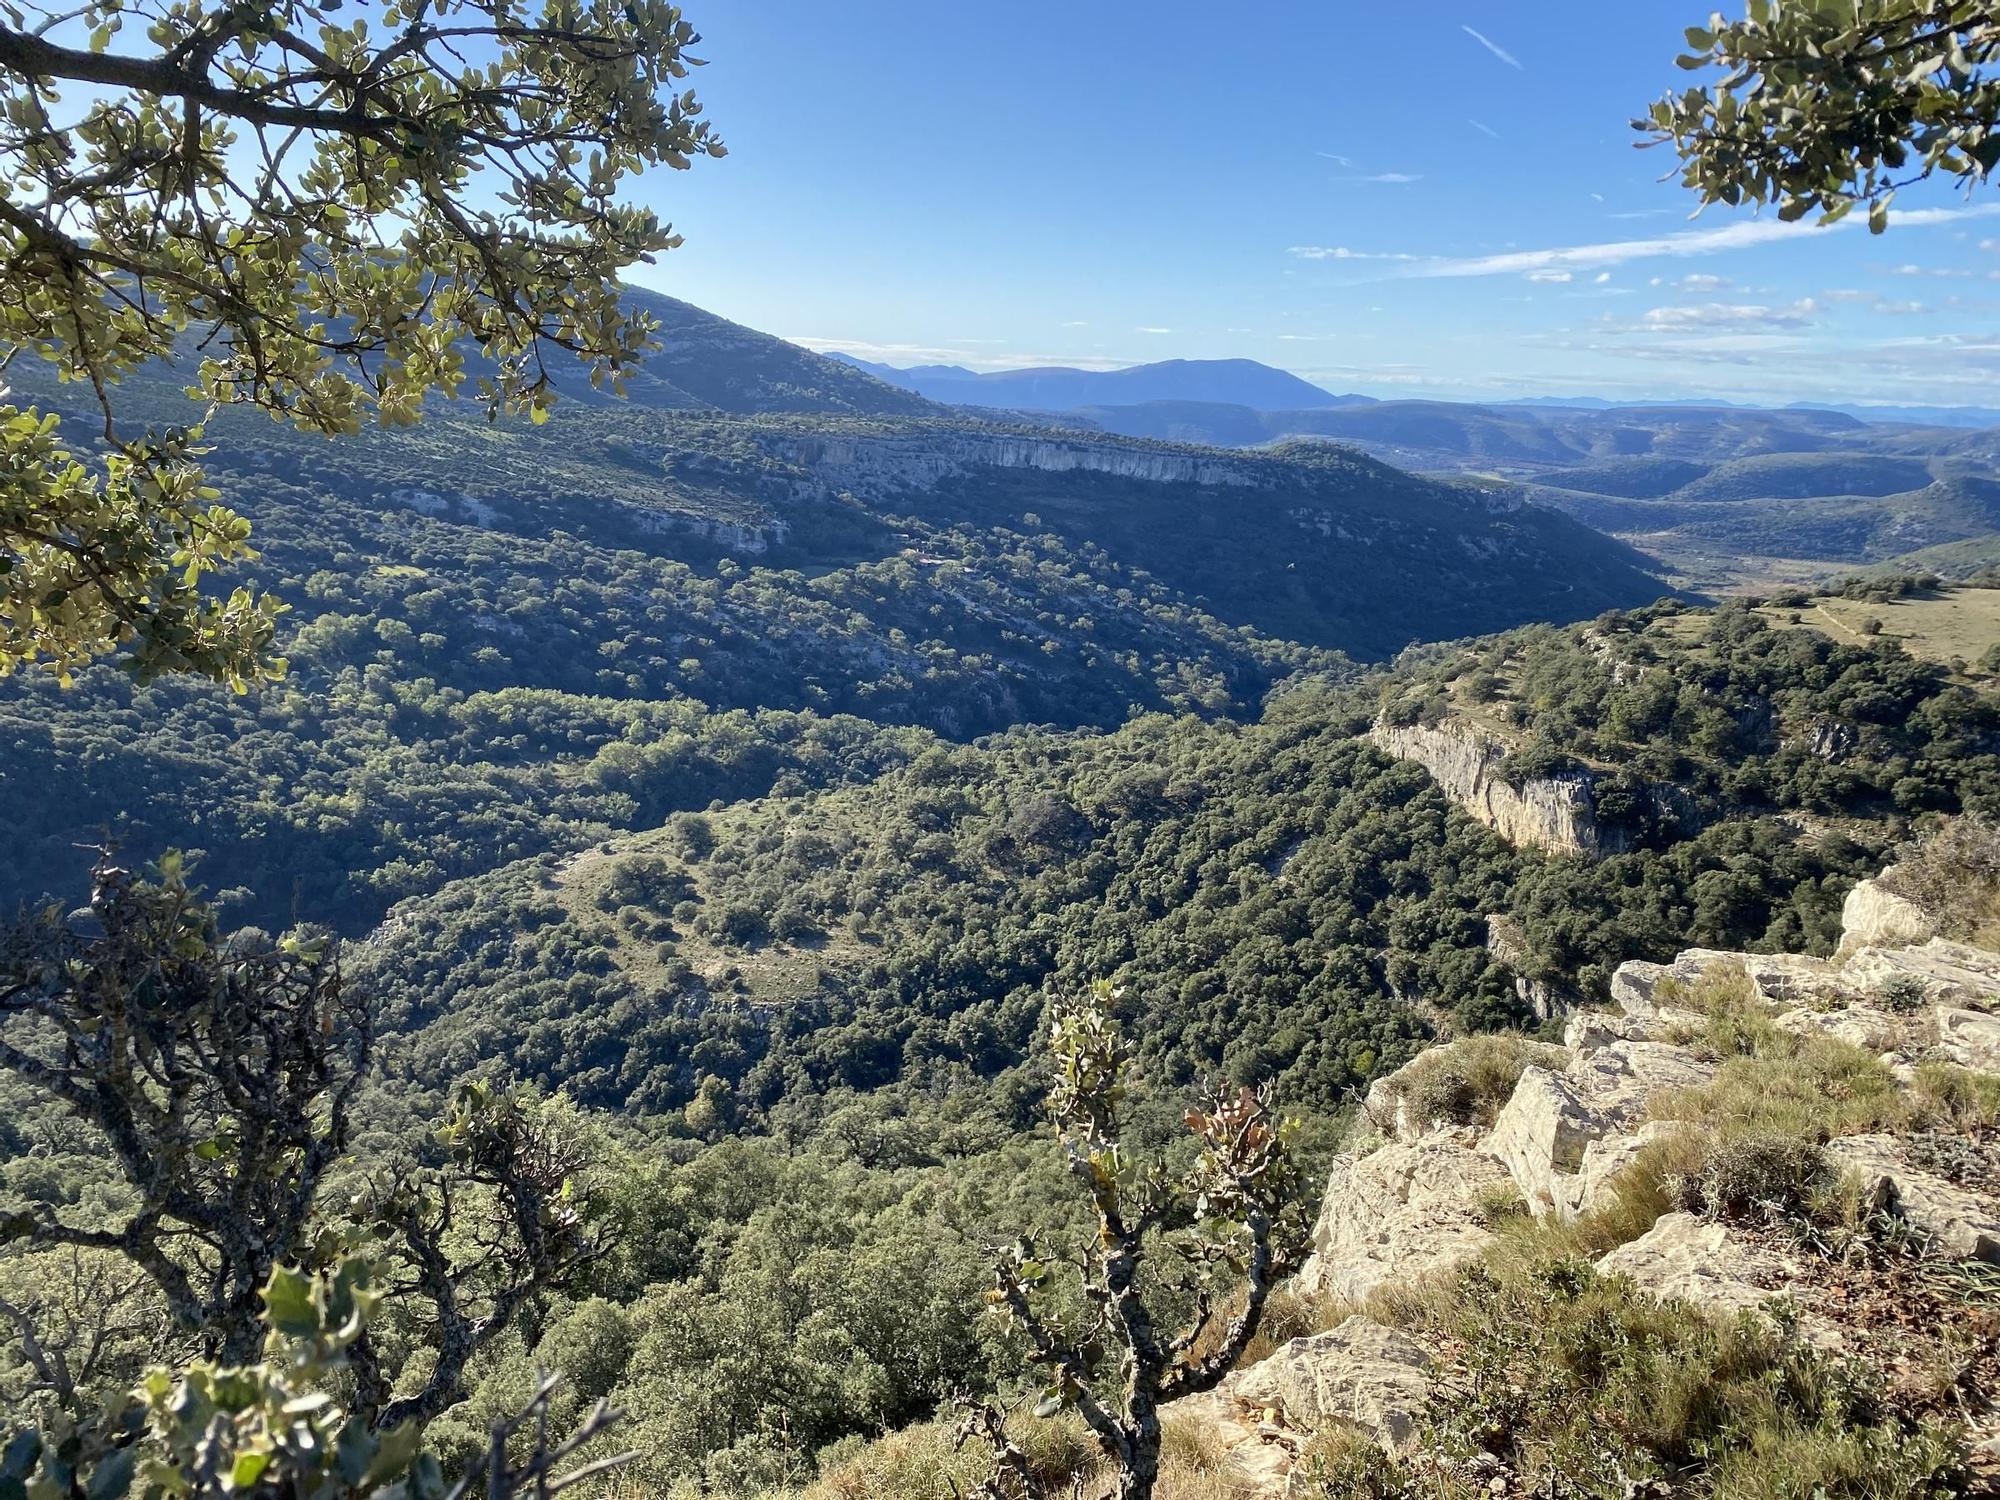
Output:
[
  {"xmin": 1840, "ymin": 940, "xmax": 2000, "ymax": 1011},
  {"xmin": 1486, "ymin": 1029, "xmax": 1714, "ymax": 1218},
  {"xmin": 1484, "ymin": 1065, "xmax": 1600, "ymax": 1214},
  {"xmin": 1360, "ymin": 1071, "xmax": 1408, "ymax": 1141},
  {"xmin": 1735, "ymin": 951, "xmax": 1849, "ymax": 1008},
  {"xmin": 1567, "ymin": 1038, "xmax": 1715, "ymax": 1118},
  {"xmin": 1609, "ymin": 949, "xmax": 1754, "ymax": 1018},
  {"xmin": 1162, "ymin": 1392, "xmax": 1293, "ymax": 1500},
  {"xmin": 1829, "ymin": 1135, "xmax": 2000, "ymax": 1261},
  {"xmin": 1838, "ymin": 879, "xmax": 1935, "ymax": 957},
  {"xmin": 1297, "ymin": 1139, "xmax": 1511, "ymax": 1303},
  {"xmin": 1937, "ymin": 1007, "xmax": 2000, "ymax": 1073},
  {"xmin": 1233, "ymin": 1316, "xmax": 1435, "ymax": 1451},
  {"xmin": 1563, "ymin": 1009, "xmax": 1652, "ymax": 1053},
  {"xmin": 1359, "ymin": 1055, "xmax": 1480, "ymax": 1145},
  {"xmin": 1596, "ymin": 1212, "xmax": 1804, "ymax": 1326},
  {"xmin": 1772, "ymin": 1003, "xmax": 1903, "ymax": 1054},
  {"xmin": 1610, "ymin": 960, "xmax": 1672, "ymax": 1019}
]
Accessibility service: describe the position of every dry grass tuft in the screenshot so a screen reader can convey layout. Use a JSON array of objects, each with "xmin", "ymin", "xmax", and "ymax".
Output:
[{"xmin": 1386, "ymin": 1032, "xmax": 1567, "ymax": 1132}]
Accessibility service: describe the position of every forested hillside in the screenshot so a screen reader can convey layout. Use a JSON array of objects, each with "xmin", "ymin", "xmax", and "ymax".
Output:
[
  {"xmin": 360, "ymin": 591, "xmax": 1999, "ymax": 1127},
  {"xmin": 15, "ymin": 4, "xmax": 2000, "ymax": 1499},
  {"xmin": 0, "ymin": 306, "xmax": 1666, "ymax": 934},
  {"xmin": 1050, "ymin": 397, "xmax": 2000, "ymax": 587}
]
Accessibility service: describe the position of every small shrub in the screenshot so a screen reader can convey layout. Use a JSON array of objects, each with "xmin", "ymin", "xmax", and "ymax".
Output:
[
  {"xmin": 1387, "ymin": 1033, "xmax": 1566, "ymax": 1130},
  {"xmin": 1904, "ymin": 1130, "xmax": 1997, "ymax": 1189},
  {"xmin": 1877, "ymin": 973, "xmax": 1930, "ymax": 1014},
  {"xmin": 1676, "ymin": 1134, "xmax": 1836, "ymax": 1226},
  {"xmin": 1393, "ymin": 1253, "xmax": 1961, "ymax": 1500},
  {"xmin": 1884, "ymin": 815, "xmax": 2000, "ymax": 950},
  {"xmin": 1658, "ymin": 961, "xmax": 1788, "ymax": 1059},
  {"xmin": 1472, "ymin": 1182, "xmax": 1529, "ymax": 1228},
  {"xmin": 1398, "ymin": 1061, "xmax": 1476, "ymax": 1128}
]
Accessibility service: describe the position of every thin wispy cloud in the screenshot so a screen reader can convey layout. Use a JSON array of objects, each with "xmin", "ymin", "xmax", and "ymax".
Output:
[
  {"xmin": 1637, "ymin": 300, "xmax": 1818, "ymax": 333},
  {"xmin": 1462, "ymin": 25, "xmax": 1523, "ymax": 70},
  {"xmin": 1469, "ymin": 119, "xmax": 1501, "ymax": 140},
  {"xmin": 1135, "ymin": 326, "xmax": 1173, "ymax": 334},
  {"xmin": 1315, "ymin": 151, "xmax": 1354, "ymax": 167},
  {"xmin": 1820, "ymin": 289, "xmax": 1931, "ymax": 315},
  {"xmin": 1287, "ymin": 245, "xmax": 1421, "ymax": 262},
  {"xmin": 1359, "ymin": 172, "xmax": 1423, "ymax": 184},
  {"xmin": 1291, "ymin": 204, "xmax": 2000, "ymax": 281}
]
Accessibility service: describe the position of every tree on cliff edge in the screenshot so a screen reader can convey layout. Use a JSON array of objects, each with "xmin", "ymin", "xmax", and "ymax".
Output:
[
  {"xmin": 969, "ymin": 982, "xmax": 1308, "ymax": 1500},
  {"xmin": 0, "ymin": 0, "xmax": 723, "ymax": 685}
]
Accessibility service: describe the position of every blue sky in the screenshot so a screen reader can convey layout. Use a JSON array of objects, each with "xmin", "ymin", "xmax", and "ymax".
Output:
[{"xmin": 627, "ymin": 2, "xmax": 2000, "ymax": 408}]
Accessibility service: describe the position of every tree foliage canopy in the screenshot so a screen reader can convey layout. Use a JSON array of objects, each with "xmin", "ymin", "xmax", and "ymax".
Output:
[
  {"xmin": 1648, "ymin": 1, "xmax": 2000, "ymax": 229},
  {"xmin": 0, "ymin": 0, "xmax": 723, "ymax": 682}
]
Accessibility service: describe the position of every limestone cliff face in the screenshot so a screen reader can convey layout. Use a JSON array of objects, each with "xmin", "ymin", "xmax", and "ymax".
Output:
[
  {"xmin": 1369, "ymin": 720, "xmax": 1612, "ymax": 857},
  {"xmin": 383, "ymin": 484, "xmax": 788, "ymax": 555},
  {"xmin": 766, "ymin": 428, "xmax": 1538, "ymax": 512},
  {"xmin": 766, "ymin": 430, "xmax": 1273, "ymax": 494},
  {"xmin": 1369, "ymin": 718, "xmax": 1701, "ymax": 859}
]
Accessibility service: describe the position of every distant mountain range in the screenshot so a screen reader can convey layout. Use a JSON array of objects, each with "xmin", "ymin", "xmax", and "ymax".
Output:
[
  {"xmin": 569, "ymin": 313, "xmax": 2000, "ymax": 591},
  {"xmin": 823, "ymin": 349, "xmax": 2000, "ymax": 431},
  {"xmin": 1502, "ymin": 394, "xmax": 2000, "ymax": 429},
  {"xmin": 825, "ymin": 351, "xmax": 1363, "ymax": 412}
]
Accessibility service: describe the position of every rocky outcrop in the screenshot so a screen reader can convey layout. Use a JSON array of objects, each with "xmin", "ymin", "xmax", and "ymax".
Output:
[
  {"xmin": 1841, "ymin": 938, "xmax": 2000, "ymax": 1009},
  {"xmin": 1173, "ymin": 869, "xmax": 1999, "ymax": 1493},
  {"xmin": 1299, "ymin": 876, "xmax": 1999, "ymax": 1309},
  {"xmin": 1828, "ymin": 1135, "xmax": 2000, "ymax": 1261},
  {"xmin": 1369, "ymin": 722, "xmax": 1606, "ymax": 856},
  {"xmin": 1838, "ymin": 877, "xmax": 1936, "ymax": 956},
  {"xmin": 1485, "ymin": 1034, "xmax": 1715, "ymax": 1218},
  {"xmin": 1368, "ymin": 719, "xmax": 1695, "ymax": 859},
  {"xmin": 769, "ymin": 430, "xmax": 1270, "ymax": 496},
  {"xmin": 1297, "ymin": 1139, "xmax": 1512, "ymax": 1302},
  {"xmin": 1483, "ymin": 1067, "xmax": 1599, "ymax": 1215},
  {"xmin": 1232, "ymin": 1318, "xmax": 1436, "ymax": 1451},
  {"xmin": 1485, "ymin": 913, "xmax": 1572, "ymax": 1020},
  {"xmin": 1940, "ymin": 1007, "xmax": 2000, "ymax": 1072},
  {"xmin": 1595, "ymin": 1213, "xmax": 1808, "ymax": 1328}
]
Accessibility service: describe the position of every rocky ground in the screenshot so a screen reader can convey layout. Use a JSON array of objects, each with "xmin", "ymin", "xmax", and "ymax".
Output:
[{"xmin": 1177, "ymin": 873, "xmax": 2000, "ymax": 1496}]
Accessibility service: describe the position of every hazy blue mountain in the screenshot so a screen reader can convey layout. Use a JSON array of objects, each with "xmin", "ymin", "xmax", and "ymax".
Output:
[
  {"xmin": 825, "ymin": 352, "xmax": 1365, "ymax": 411},
  {"xmin": 1503, "ymin": 394, "xmax": 2000, "ymax": 429},
  {"xmin": 1789, "ymin": 401, "xmax": 2000, "ymax": 430}
]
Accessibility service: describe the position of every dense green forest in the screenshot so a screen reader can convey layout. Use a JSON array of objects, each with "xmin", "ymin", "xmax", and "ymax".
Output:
[
  {"xmin": 360, "ymin": 594, "xmax": 1998, "ymax": 1124},
  {"xmin": 6, "ymin": 298, "xmax": 1999, "ymax": 1500},
  {"xmin": 14, "ymin": 578, "xmax": 1994, "ymax": 1492},
  {"xmin": 12, "ymin": 2, "xmax": 2000, "ymax": 1495},
  {"xmin": 0, "ymin": 300, "xmax": 1666, "ymax": 935}
]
